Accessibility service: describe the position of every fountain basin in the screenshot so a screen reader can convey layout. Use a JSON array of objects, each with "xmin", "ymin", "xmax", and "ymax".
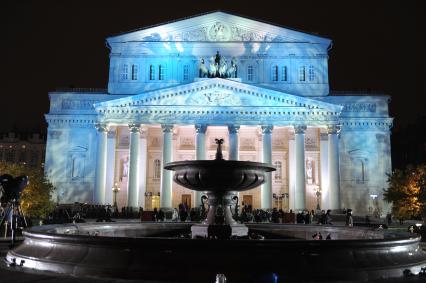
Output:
[{"xmin": 6, "ymin": 222, "xmax": 426, "ymax": 282}]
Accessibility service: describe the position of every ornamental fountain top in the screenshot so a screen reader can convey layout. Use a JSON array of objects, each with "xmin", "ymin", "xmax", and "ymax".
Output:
[{"xmin": 164, "ymin": 138, "xmax": 275, "ymax": 238}]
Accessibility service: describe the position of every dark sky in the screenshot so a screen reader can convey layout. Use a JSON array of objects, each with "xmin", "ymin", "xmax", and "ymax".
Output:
[{"xmin": 1, "ymin": 0, "xmax": 425, "ymax": 133}]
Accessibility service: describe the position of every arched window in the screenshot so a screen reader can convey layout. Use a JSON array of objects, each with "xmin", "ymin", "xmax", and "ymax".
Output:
[
  {"xmin": 149, "ymin": 65, "xmax": 155, "ymax": 80},
  {"xmin": 299, "ymin": 66, "xmax": 306, "ymax": 81},
  {"xmin": 154, "ymin": 159, "xmax": 161, "ymax": 179},
  {"xmin": 131, "ymin": 64, "xmax": 138, "ymax": 80},
  {"xmin": 183, "ymin": 64, "xmax": 189, "ymax": 81},
  {"xmin": 121, "ymin": 64, "xmax": 129, "ymax": 80},
  {"xmin": 274, "ymin": 161, "xmax": 282, "ymax": 180},
  {"xmin": 281, "ymin": 66, "xmax": 288, "ymax": 81},
  {"xmin": 247, "ymin": 65, "xmax": 254, "ymax": 81},
  {"xmin": 308, "ymin": 65, "xmax": 315, "ymax": 81},
  {"xmin": 271, "ymin": 65, "xmax": 279, "ymax": 81},
  {"xmin": 158, "ymin": 65, "xmax": 165, "ymax": 80}
]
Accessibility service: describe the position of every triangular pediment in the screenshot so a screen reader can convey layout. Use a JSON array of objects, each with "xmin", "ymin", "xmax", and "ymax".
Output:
[
  {"xmin": 96, "ymin": 78, "xmax": 341, "ymax": 112},
  {"xmin": 107, "ymin": 11, "xmax": 331, "ymax": 45}
]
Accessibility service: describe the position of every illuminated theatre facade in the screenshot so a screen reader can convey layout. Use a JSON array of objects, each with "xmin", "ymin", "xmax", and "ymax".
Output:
[{"xmin": 45, "ymin": 12, "xmax": 392, "ymax": 214}]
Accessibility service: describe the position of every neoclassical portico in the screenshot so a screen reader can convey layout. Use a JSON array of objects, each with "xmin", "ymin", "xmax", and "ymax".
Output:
[{"xmin": 93, "ymin": 78, "xmax": 343, "ymax": 210}]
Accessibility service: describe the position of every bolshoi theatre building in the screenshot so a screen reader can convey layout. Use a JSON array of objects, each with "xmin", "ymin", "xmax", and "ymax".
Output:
[{"xmin": 45, "ymin": 12, "xmax": 392, "ymax": 214}]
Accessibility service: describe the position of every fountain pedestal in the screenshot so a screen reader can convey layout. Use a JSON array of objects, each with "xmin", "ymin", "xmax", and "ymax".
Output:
[{"xmin": 191, "ymin": 191, "xmax": 248, "ymax": 238}]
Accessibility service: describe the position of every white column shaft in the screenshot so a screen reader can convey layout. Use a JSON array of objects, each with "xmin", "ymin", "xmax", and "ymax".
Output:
[
  {"xmin": 94, "ymin": 125, "xmax": 108, "ymax": 204},
  {"xmin": 195, "ymin": 125, "xmax": 207, "ymax": 207},
  {"xmin": 105, "ymin": 130, "xmax": 116, "ymax": 205},
  {"xmin": 127, "ymin": 127, "xmax": 140, "ymax": 208},
  {"xmin": 320, "ymin": 134, "xmax": 329, "ymax": 209},
  {"xmin": 138, "ymin": 135, "xmax": 147, "ymax": 208},
  {"xmin": 295, "ymin": 126, "xmax": 306, "ymax": 209},
  {"xmin": 261, "ymin": 126, "xmax": 273, "ymax": 209},
  {"xmin": 160, "ymin": 125, "xmax": 173, "ymax": 208},
  {"xmin": 328, "ymin": 128, "xmax": 340, "ymax": 209}
]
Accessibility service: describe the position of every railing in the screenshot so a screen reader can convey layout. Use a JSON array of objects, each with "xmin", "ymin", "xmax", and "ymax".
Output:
[{"xmin": 54, "ymin": 87, "xmax": 107, "ymax": 93}]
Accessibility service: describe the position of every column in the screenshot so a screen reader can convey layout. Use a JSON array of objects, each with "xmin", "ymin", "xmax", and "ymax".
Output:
[
  {"xmin": 138, "ymin": 128, "xmax": 148, "ymax": 208},
  {"xmin": 94, "ymin": 123, "xmax": 108, "ymax": 204},
  {"xmin": 160, "ymin": 124, "xmax": 174, "ymax": 209},
  {"xmin": 328, "ymin": 125, "xmax": 341, "ymax": 210},
  {"xmin": 319, "ymin": 132, "xmax": 329, "ymax": 210},
  {"xmin": 294, "ymin": 125, "xmax": 306, "ymax": 210},
  {"xmin": 127, "ymin": 124, "xmax": 141, "ymax": 208},
  {"xmin": 261, "ymin": 125, "xmax": 273, "ymax": 209},
  {"xmin": 228, "ymin": 125, "xmax": 240, "ymax": 160},
  {"xmin": 105, "ymin": 129, "xmax": 117, "ymax": 205},
  {"xmin": 194, "ymin": 124, "xmax": 207, "ymax": 207}
]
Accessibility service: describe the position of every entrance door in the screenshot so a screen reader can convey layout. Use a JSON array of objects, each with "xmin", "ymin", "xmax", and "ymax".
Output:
[
  {"xmin": 181, "ymin": 194, "xmax": 192, "ymax": 208},
  {"xmin": 242, "ymin": 195, "xmax": 253, "ymax": 207}
]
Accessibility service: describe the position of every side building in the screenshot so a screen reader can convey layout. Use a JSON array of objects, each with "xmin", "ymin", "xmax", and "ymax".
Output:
[
  {"xmin": 44, "ymin": 12, "xmax": 392, "ymax": 215},
  {"xmin": 0, "ymin": 132, "xmax": 46, "ymax": 168}
]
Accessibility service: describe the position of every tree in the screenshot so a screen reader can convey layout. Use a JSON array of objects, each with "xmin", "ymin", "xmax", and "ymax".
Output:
[
  {"xmin": 0, "ymin": 161, "xmax": 55, "ymax": 219},
  {"xmin": 384, "ymin": 164, "xmax": 426, "ymax": 220}
]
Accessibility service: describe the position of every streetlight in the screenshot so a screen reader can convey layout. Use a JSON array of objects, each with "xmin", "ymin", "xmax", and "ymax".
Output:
[
  {"xmin": 112, "ymin": 183, "xmax": 120, "ymax": 208},
  {"xmin": 314, "ymin": 186, "xmax": 322, "ymax": 211}
]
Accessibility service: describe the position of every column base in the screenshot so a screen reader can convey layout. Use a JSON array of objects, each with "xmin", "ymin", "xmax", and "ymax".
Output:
[{"xmin": 159, "ymin": 207, "xmax": 175, "ymax": 221}]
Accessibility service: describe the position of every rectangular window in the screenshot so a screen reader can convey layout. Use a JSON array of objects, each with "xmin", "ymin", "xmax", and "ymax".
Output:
[
  {"xmin": 183, "ymin": 65, "xmax": 189, "ymax": 81},
  {"xmin": 308, "ymin": 65, "xmax": 315, "ymax": 81},
  {"xmin": 299, "ymin": 66, "xmax": 306, "ymax": 81},
  {"xmin": 281, "ymin": 66, "xmax": 288, "ymax": 81},
  {"xmin": 272, "ymin": 65, "xmax": 278, "ymax": 81},
  {"xmin": 158, "ymin": 65, "xmax": 165, "ymax": 80},
  {"xmin": 149, "ymin": 65, "xmax": 155, "ymax": 80},
  {"xmin": 121, "ymin": 64, "xmax": 129, "ymax": 80},
  {"xmin": 247, "ymin": 65, "xmax": 253, "ymax": 81},
  {"xmin": 131, "ymin": 64, "xmax": 138, "ymax": 80}
]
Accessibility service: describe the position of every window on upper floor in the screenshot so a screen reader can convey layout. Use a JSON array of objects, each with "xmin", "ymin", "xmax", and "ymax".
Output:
[
  {"xmin": 158, "ymin": 65, "xmax": 165, "ymax": 80},
  {"xmin": 121, "ymin": 64, "xmax": 129, "ymax": 80},
  {"xmin": 149, "ymin": 65, "xmax": 155, "ymax": 80},
  {"xmin": 154, "ymin": 159, "xmax": 161, "ymax": 179},
  {"xmin": 183, "ymin": 65, "xmax": 189, "ymax": 81},
  {"xmin": 247, "ymin": 65, "xmax": 254, "ymax": 81},
  {"xmin": 131, "ymin": 64, "xmax": 138, "ymax": 80},
  {"xmin": 274, "ymin": 161, "xmax": 282, "ymax": 181},
  {"xmin": 281, "ymin": 66, "xmax": 288, "ymax": 81},
  {"xmin": 271, "ymin": 65, "xmax": 279, "ymax": 82},
  {"xmin": 299, "ymin": 66, "xmax": 306, "ymax": 81},
  {"xmin": 308, "ymin": 65, "xmax": 315, "ymax": 81}
]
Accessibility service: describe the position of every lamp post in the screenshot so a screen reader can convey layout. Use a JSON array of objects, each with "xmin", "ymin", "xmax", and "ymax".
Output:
[
  {"xmin": 314, "ymin": 186, "xmax": 322, "ymax": 211},
  {"xmin": 112, "ymin": 182, "xmax": 120, "ymax": 208}
]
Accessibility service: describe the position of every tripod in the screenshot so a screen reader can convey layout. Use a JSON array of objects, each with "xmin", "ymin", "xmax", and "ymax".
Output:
[{"xmin": 0, "ymin": 199, "xmax": 27, "ymax": 247}]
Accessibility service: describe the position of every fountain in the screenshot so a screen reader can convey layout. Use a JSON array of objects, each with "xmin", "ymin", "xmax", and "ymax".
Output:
[
  {"xmin": 164, "ymin": 138, "xmax": 275, "ymax": 238},
  {"xmin": 4, "ymin": 139, "xmax": 426, "ymax": 282}
]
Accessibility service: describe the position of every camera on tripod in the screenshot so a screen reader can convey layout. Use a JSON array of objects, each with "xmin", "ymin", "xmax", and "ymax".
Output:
[
  {"xmin": 0, "ymin": 174, "xmax": 29, "ymax": 247},
  {"xmin": 0, "ymin": 174, "xmax": 29, "ymax": 204}
]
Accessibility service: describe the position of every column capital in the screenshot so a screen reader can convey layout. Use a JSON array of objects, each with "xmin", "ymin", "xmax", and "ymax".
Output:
[
  {"xmin": 195, "ymin": 124, "xmax": 207, "ymax": 134},
  {"xmin": 95, "ymin": 123, "xmax": 109, "ymax": 132},
  {"xmin": 228, "ymin": 125, "xmax": 240, "ymax": 134},
  {"xmin": 161, "ymin": 124, "xmax": 174, "ymax": 133},
  {"xmin": 293, "ymin": 125, "xmax": 307, "ymax": 134},
  {"xmin": 327, "ymin": 124, "xmax": 341, "ymax": 135},
  {"xmin": 261, "ymin": 125, "xmax": 273, "ymax": 134},
  {"xmin": 128, "ymin": 123, "xmax": 141, "ymax": 133}
]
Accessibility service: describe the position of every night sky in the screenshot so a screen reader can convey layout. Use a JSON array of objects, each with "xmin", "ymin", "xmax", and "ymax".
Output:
[{"xmin": 1, "ymin": 0, "xmax": 425, "ymax": 133}]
